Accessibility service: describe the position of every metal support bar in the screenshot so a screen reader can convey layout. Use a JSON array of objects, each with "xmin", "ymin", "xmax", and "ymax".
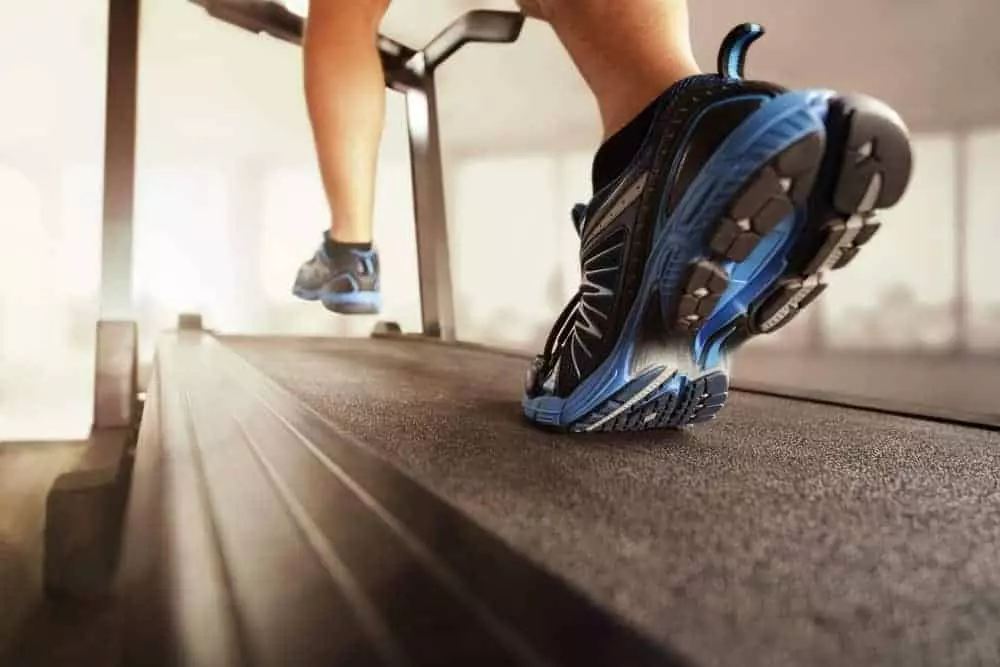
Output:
[
  {"xmin": 193, "ymin": 0, "xmax": 303, "ymax": 43},
  {"xmin": 422, "ymin": 10, "xmax": 525, "ymax": 69},
  {"xmin": 100, "ymin": 0, "xmax": 141, "ymax": 320},
  {"xmin": 400, "ymin": 11, "xmax": 523, "ymax": 341},
  {"xmin": 953, "ymin": 130, "xmax": 969, "ymax": 353},
  {"xmin": 405, "ymin": 61, "xmax": 455, "ymax": 341}
]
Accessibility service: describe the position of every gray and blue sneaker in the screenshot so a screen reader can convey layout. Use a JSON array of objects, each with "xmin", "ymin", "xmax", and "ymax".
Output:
[
  {"xmin": 292, "ymin": 232, "xmax": 382, "ymax": 314},
  {"xmin": 523, "ymin": 23, "xmax": 913, "ymax": 433}
]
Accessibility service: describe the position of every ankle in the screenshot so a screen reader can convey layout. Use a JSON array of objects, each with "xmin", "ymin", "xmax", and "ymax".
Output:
[
  {"xmin": 599, "ymin": 61, "xmax": 701, "ymax": 139},
  {"xmin": 324, "ymin": 230, "xmax": 373, "ymax": 255},
  {"xmin": 592, "ymin": 98, "xmax": 659, "ymax": 192},
  {"xmin": 590, "ymin": 60, "xmax": 705, "ymax": 193}
]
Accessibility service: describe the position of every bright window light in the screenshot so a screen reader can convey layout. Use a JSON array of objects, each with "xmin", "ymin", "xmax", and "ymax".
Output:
[{"xmin": 282, "ymin": 0, "xmax": 308, "ymax": 18}]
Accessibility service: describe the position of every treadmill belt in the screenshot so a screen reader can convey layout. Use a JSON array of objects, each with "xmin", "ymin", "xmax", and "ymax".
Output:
[{"xmin": 226, "ymin": 335, "xmax": 1000, "ymax": 667}]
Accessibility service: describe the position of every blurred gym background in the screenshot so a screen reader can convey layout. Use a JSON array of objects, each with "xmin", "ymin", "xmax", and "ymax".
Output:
[{"xmin": 1, "ymin": 0, "xmax": 998, "ymax": 441}]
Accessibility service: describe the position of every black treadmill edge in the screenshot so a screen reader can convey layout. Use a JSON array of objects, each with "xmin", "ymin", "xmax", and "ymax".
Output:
[{"xmin": 732, "ymin": 380, "xmax": 1000, "ymax": 432}]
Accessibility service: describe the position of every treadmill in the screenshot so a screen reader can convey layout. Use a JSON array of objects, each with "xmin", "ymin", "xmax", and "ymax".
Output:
[{"xmin": 16, "ymin": 2, "xmax": 1000, "ymax": 666}]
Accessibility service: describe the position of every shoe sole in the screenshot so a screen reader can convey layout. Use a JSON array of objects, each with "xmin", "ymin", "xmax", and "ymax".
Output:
[
  {"xmin": 292, "ymin": 287, "xmax": 382, "ymax": 315},
  {"xmin": 523, "ymin": 90, "xmax": 913, "ymax": 433}
]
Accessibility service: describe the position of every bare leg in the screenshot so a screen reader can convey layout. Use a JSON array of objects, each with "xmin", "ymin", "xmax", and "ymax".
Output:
[
  {"xmin": 519, "ymin": 0, "xmax": 700, "ymax": 139},
  {"xmin": 304, "ymin": 0, "xmax": 391, "ymax": 244}
]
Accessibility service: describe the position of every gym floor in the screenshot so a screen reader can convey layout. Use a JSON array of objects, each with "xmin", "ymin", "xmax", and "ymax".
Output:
[{"xmin": 0, "ymin": 442, "xmax": 85, "ymax": 658}]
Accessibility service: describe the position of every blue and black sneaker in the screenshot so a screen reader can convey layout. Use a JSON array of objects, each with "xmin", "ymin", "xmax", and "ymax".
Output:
[
  {"xmin": 523, "ymin": 23, "xmax": 913, "ymax": 433},
  {"xmin": 292, "ymin": 231, "xmax": 382, "ymax": 314}
]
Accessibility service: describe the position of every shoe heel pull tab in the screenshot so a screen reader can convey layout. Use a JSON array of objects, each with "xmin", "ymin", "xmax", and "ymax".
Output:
[{"xmin": 717, "ymin": 23, "xmax": 765, "ymax": 80}]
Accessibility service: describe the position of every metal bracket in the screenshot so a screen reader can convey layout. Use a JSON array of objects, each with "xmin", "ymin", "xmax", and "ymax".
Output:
[
  {"xmin": 189, "ymin": 1, "xmax": 525, "ymax": 342},
  {"xmin": 399, "ymin": 11, "xmax": 524, "ymax": 341},
  {"xmin": 94, "ymin": 320, "xmax": 140, "ymax": 430},
  {"xmin": 421, "ymin": 10, "xmax": 525, "ymax": 70}
]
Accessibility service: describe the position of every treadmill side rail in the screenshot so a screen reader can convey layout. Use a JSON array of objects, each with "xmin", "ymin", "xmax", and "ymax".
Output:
[{"xmin": 115, "ymin": 333, "xmax": 677, "ymax": 666}]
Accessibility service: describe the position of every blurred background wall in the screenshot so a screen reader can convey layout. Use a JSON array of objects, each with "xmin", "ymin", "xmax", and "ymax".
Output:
[
  {"xmin": 2, "ymin": 0, "xmax": 999, "ymax": 440},
  {"xmin": 0, "ymin": 2, "xmax": 107, "ymax": 439}
]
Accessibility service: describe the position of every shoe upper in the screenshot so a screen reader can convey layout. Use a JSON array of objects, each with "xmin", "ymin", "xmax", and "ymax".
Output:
[
  {"xmin": 527, "ymin": 24, "xmax": 786, "ymax": 399},
  {"xmin": 295, "ymin": 238, "xmax": 380, "ymax": 294}
]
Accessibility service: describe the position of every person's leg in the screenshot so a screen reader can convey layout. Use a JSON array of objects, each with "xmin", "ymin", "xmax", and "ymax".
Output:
[
  {"xmin": 520, "ymin": 0, "xmax": 700, "ymax": 138},
  {"xmin": 522, "ymin": 4, "xmax": 914, "ymax": 432},
  {"xmin": 305, "ymin": 0, "xmax": 389, "ymax": 244},
  {"xmin": 293, "ymin": 0, "xmax": 390, "ymax": 314}
]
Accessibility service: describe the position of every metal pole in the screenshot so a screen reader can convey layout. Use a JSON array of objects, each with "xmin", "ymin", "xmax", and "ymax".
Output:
[
  {"xmin": 954, "ymin": 130, "xmax": 969, "ymax": 354},
  {"xmin": 100, "ymin": 0, "xmax": 140, "ymax": 320},
  {"xmin": 405, "ymin": 56, "xmax": 456, "ymax": 342},
  {"xmin": 92, "ymin": 0, "xmax": 142, "ymax": 431}
]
